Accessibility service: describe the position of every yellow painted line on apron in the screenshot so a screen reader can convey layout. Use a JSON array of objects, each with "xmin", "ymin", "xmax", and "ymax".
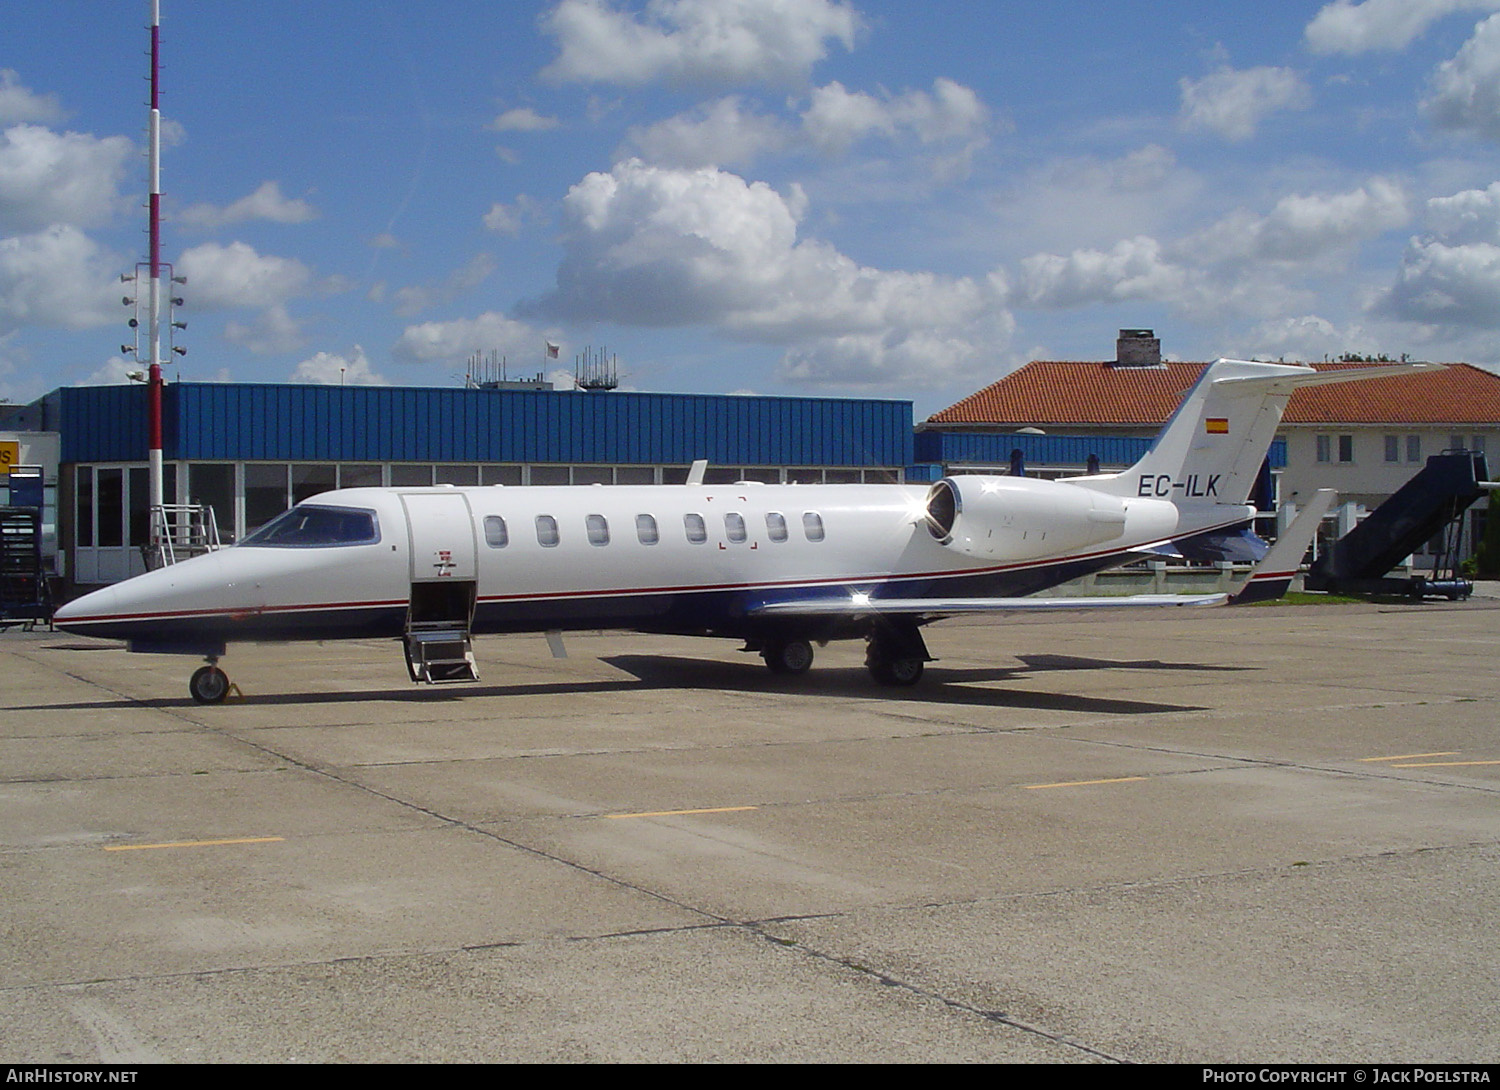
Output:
[
  {"xmin": 1022, "ymin": 776, "xmax": 1147, "ymax": 790},
  {"xmin": 605, "ymin": 806, "xmax": 759, "ymax": 820},
  {"xmin": 105, "ymin": 836, "xmax": 285, "ymax": 852},
  {"xmin": 1391, "ymin": 759, "xmax": 1500, "ymax": 769},
  {"xmin": 1359, "ymin": 752, "xmax": 1458, "ymax": 762}
]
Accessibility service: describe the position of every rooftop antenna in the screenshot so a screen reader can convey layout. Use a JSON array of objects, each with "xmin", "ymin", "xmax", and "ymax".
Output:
[{"xmin": 575, "ymin": 344, "xmax": 619, "ymax": 391}]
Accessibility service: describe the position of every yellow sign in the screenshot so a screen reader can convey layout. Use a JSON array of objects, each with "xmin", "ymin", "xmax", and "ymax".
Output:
[{"xmin": 0, "ymin": 441, "xmax": 17, "ymax": 476}]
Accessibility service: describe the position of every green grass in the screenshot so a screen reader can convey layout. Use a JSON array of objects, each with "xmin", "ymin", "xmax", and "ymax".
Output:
[{"xmin": 1247, "ymin": 591, "xmax": 1367, "ymax": 606}]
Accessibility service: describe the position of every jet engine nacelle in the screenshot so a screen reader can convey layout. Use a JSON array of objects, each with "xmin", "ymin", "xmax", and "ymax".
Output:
[{"xmin": 924, "ymin": 475, "xmax": 1132, "ymax": 560}]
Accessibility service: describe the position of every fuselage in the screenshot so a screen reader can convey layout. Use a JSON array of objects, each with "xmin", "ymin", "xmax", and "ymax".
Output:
[{"xmin": 53, "ymin": 478, "xmax": 1241, "ymax": 653}]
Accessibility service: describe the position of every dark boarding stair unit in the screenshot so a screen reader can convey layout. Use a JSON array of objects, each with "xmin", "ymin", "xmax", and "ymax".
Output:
[
  {"xmin": 0, "ymin": 465, "xmax": 53, "ymax": 630},
  {"xmin": 1304, "ymin": 450, "xmax": 1492, "ymax": 601},
  {"xmin": 0, "ymin": 506, "xmax": 52, "ymax": 629}
]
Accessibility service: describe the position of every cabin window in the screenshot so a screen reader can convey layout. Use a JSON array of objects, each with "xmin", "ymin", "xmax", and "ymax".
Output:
[
  {"xmin": 241, "ymin": 504, "xmax": 380, "ymax": 548},
  {"xmin": 766, "ymin": 512, "xmax": 788, "ymax": 542},
  {"xmin": 684, "ymin": 513, "xmax": 707, "ymax": 544},
  {"xmin": 803, "ymin": 512, "xmax": 825, "ymax": 542},
  {"xmin": 586, "ymin": 514, "xmax": 610, "ymax": 546},
  {"xmin": 725, "ymin": 512, "xmax": 747, "ymax": 543},
  {"xmin": 483, "ymin": 515, "xmax": 508, "ymax": 548},
  {"xmin": 636, "ymin": 514, "xmax": 659, "ymax": 545},
  {"xmin": 536, "ymin": 514, "xmax": 560, "ymax": 547}
]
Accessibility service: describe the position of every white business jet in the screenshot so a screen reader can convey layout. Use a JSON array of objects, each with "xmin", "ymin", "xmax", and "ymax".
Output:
[{"xmin": 54, "ymin": 359, "xmax": 1423, "ymax": 703}]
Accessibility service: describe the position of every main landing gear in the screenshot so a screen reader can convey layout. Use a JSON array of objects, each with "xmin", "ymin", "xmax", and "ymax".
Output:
[
  {"xmin": 753, "ymin": 625, "xmax": 931, "ymax": 687},
  {"xmin": 189, "ymin": 658, "xmax": 231, "ymax": 704},
  {"xmin": 865, "ymin": 625, "xmax": 929, "ymax": 687},
  {"xmin": 761, "ymin": 638, "xmax": 815, "ymax": 675}
]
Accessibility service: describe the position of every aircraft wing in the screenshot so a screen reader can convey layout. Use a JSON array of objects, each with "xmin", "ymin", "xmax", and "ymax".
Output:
[{"xmin": 750, "ymin": 593, "xmax": 1227, "ymax": 619}]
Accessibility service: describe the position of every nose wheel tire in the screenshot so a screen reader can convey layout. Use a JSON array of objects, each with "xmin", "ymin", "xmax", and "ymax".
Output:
[
  {"xmin": 762, "ymin": 638, "xmax": 814, "ymax": 675},
  {"xmin": 190, "ymin": 665, "xmax": 230, "ymax": 704}
]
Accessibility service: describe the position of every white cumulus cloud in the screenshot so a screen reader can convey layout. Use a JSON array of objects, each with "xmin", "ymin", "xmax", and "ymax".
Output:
[
  {"xmin": 1424, "ymin": 13, "xmax": 1500, "ymax": 140},
  {"xmin": 178, "ymin": 241, "xmax": 312, "ymax": 309},
  {"xmin": 482, "ymin": 195, "xmax": 544, "ymax": 235},
  {"xmin": 1305, "ymin": 0, "xmax": 1500, "ymax": 54},
  {"xmin": 623, "ymin": 97, "xmax": 791, "ymax": 167},
  {"xmin": 0, "ymin": 225, "xmax": 121, "ymax": 334},
  {"xmin": 529, "ymin": 159, "xmax": 1008, "ymax": 388},
  {"xmin": 224, "ymin": 304, "xmax": 305, "ymax": 355},
  {"xmin": 540, "ymin": 0, "xmax": 861, "ymax": 87},
  {"xmin": 392, "ymin": 311, "xmax": 554, "ymax": 365},
  {"xmin": 490, "ymin": 106, "xmax": 560, "ymax": 133},
  {"xmin": 1424, "ymin": 180, "xmax": 1500, "ymax": 242},
  {"xmin": 391, "ymin": 254, "xmax": 497, "ymax": 317},
  {"xmin": 1015, "ymin": 236, "xmax": 1190, "ymax": 309},
  {"xmin": 1188, "ymin": 179, "xmax": 1410, "ymax": 263},
  {"xmin": 178, "ymin": 181, "xmax": 318, "ymax": 229},
  {"xmin": 0, "ymin": 70, "xmax": 65, "ymax": 125},
  {"xmin": 1178, "ymin": 66, "xmax": 1310, "ymax": 141},
  {"xmin": 802, "ymin": 78, "xmax": 988, "ymax": 154},
  {"xmin": 292, "ymin": 344, "xmax": 388, "ymax": 385},
  {"xmin": 1380, "ymin": 181, "xmax": 1500, "ymax": 326},
  {"xmin": 0, "ymin": 123, "xmax": 134, "ymax": 231}
]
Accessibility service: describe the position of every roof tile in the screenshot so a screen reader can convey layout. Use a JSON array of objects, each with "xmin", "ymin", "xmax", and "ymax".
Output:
[{"xmin": 927, "ymin": 361, "xmax": 1500, "ymax": 427}]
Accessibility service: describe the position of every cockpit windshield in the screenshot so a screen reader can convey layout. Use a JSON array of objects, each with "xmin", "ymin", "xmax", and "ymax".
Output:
[{"xmin": 240, "ymin": 504, "xmax": 380, "ymax": 548}]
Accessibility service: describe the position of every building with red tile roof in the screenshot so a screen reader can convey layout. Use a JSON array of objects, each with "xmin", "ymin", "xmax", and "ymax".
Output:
[{"xmin": 922, "ymin": 332, "xmax": 1498, "ymax": 562}]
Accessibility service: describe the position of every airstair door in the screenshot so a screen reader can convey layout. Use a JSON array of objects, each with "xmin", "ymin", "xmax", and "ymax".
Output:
[
  {"xmin": 402, "ymin": 491, "xmax": 477, "ymax": 583},
  {"xmin": 399, "ymin": 492, "xmax": 479, "ymax": 683}
]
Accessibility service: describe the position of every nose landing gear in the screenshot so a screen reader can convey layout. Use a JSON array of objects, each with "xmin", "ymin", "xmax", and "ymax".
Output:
[{"xmin": 189, "ymin": 659, "xmax": 232, "ymax": 704}]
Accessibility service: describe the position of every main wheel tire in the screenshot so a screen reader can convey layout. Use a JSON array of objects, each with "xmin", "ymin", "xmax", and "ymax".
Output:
[
  {"xmin": 763, "ymin": 638, "xmax": 814, "ymax": 675},
  {"xmin": 190, "ymin": 665, "xmax": 230, "ymax": 704},
  {"xmin": 868, "ymin": 654, "xmax": 923, "ymax": 687}
]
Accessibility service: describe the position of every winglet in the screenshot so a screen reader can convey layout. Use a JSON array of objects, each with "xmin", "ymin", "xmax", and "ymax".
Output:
[{"xmin": 1231, "ymin": 488, "xmax": 1336, "ymax": 604}]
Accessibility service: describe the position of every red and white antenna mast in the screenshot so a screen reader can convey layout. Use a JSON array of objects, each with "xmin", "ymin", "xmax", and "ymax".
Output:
[
  {"xmin": 146, "ymin": 0, "xmax": 164, "ymax": 513},
  {"xmin": 122, "ymin": 0, "xmax": 185, "ymax": 523}
]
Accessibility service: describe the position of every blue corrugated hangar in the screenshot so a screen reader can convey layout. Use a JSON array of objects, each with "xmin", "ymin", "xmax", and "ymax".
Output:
[{"xmin": 51, "ymin": 382, "xmax": 914, "ymax": 586}]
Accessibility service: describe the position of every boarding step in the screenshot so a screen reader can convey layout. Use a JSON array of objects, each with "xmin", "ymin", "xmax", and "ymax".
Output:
[{"xmin": 403, "ymin": 626, "xmax": 479, "ymax": 684}]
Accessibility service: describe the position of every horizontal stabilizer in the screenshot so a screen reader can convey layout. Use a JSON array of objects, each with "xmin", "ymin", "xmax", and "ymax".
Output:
[{"xmin": 1212, "ymin": 362, "xmax": 1444, "ymax": 393}]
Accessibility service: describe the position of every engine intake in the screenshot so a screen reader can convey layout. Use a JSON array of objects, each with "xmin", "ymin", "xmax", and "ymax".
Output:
[{"xmin": 925, "ymin": 475, "xmax": 1130, "ymax": 560}]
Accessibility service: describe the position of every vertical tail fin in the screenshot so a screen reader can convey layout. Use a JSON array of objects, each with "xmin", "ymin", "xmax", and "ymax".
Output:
[{"xmin": 1089, "ymin": 359, "xmax": 1445, "ymax": 506}]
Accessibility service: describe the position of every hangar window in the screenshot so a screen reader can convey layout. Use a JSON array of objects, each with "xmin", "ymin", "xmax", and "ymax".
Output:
[
  {"xmin": 241, "ymin": 505, "xmax": 380, "ymax": 548},
  {"xmin": 636, "ymin": 514, "xmax": 659, "ymax": 545},
  {"xmin": 684, "ymin": 513, "xmax": 707, "ymax": 544},
  {"xmin": 803, "ymin": 512, "xmax": 825, "ymax": 542},
  {"xmin": 586, "ymin": 514, "xmax": 610, "ymax": 546},
  {"xmin": 725, "ymin": 512, "xmax": 747, "ymax": 543},
  {"xmin": 766, "ymin": 512, "xmax": 788, "ymax": 542},
  {"xmin": 536, "ymin": 514, "xmax": 560, "ymax": 547},
  {"xmin": 484, "ymin": 515, "xmax": 508, "ymax": 548}
]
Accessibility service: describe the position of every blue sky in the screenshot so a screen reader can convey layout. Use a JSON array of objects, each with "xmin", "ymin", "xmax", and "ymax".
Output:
[{"xmin": 5, "ymin": 0, "xmax": 1500, "ymax": 417}]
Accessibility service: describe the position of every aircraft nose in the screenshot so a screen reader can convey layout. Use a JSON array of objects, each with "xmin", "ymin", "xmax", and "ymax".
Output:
[{"xmin": 53, "ymin": 551, "xmax": 233, "ymax": 640}]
